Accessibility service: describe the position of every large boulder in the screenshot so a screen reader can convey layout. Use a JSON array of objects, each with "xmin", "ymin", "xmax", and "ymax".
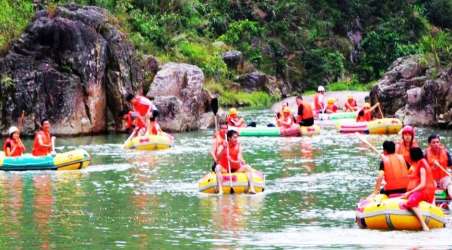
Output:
[
  {"xmin": 370, "ymin": 55, "xmax": 452, "ymax": 126},
  {"xmin": 0, "ymin": 5, "xmax": 142, "ymax": 135},
  {"xmin": 236, "ymin": 70, "xmax": 289, "ymax": 98},
  {"xmin": 147, "ymin": 63, "xmax": 211, "ymax": 132}
]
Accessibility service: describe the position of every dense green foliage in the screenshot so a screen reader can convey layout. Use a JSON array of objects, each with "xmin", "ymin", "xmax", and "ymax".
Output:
[{"xmin": 1, "ymin": 0, "xmax": 451, "ymax": 107}]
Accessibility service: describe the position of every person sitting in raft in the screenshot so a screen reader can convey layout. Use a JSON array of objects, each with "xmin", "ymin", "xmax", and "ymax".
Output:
[
  {"xmin": 3, "ymin": 126, "xmax": 26, "ymax": 157},
  {"xmin": 278, "ymin": 107, "xmax": 295, "ymax": 129},
  {"xmin": 313, "ymin": 86, "xmax": 326, "ymax": 114},
  {"xmin": 344, "ymin": 96, "xmax": 358, "ymax": 112},
  {"xmin": 123, "ymin": 111, "xmax": 147, "ymax": 137},
  {"xmin": 356, "ymin": 102, "xmax": 380, "ymax": 122},
  {"xmin": 275, "ymin": 102, "xmax": 290, "ymax": 127},
  {"xmin": 32, "ymin": 119, "xmax": 54, "ymax": 156},
  {"xmin": 371, "ymin": 141, "xmax": 409, "ymax": 197},
  {"xmin": 295, "ymin": 96, "xmax": 314, "ymax": 126},
  {"xmin": 214, "ymin": 130, "xmax": 257, "ymax": 195},
  {"xmin": 396, "ymin": 126, "xmax": 418, "ymax": 167},
  {"xmin": 226, "ymin": 108, "xmax": 246, "ymax": 128},
  {"xmin": 325, "ymin": 98, "xmax": 338, "ymax": 113},
  {"xmin": 401, "ymin": 147, "xmax": 436, "ymax": 231},
  {"xmin": 125, "ymin": 93, "xmax": 159, "ymax": 133},
  {"xmin": 210, "ymin": 121, "xmax": 228, "ymax": 171},
  {"xmin": 425, "ymin": 134, "xmax": 452, "ymax": 200}
]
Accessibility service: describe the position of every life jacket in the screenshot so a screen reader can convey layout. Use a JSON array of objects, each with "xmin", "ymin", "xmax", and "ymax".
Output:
[
  {"xmin": 344, "ymin": 100, "xmax": 357, "ymax": 111},
  {"xmin": 407, "ymin": 159, "xmax": 435, "ymax": 200},
  {"xmin": 356, "ymin": 109, "xmax": 372, "ymax": 122},
  {"xmin": 426, "ymin": 145, "xmax": 449, "ymax": 180},
  {"xmin": 32, "ymin": 130, "xmax": 51, "ymax": 156},
  {"xmin": 279, "ymin": 115, "xmax": 294, "ymax": 129},
  {"xmin": 326, "ymin": 103, "xmax": 337, "ymax": 113},
  {"xmin": 396, "ymin": 140, "xmax": 418, "ymax": 166},
  {"xmin": 313, "ymin": 93, "xmax": 324, "ymax": 112},
  {"xmin": 296, "ymin": 101, "xmax": 314, "ymax": 123},
  {"xmin": 382, "ymin": 154, "xmax": 409, "ymax": 191},
  {"xmin": 149, "ymin": 121, "xmax": 160, "ymax": 135},
  {"xmin": 132, "ymin": 96, "xmax": 153, "ymax": 117},
  {"xmin": 218, "ymin": 142, "xmax": 241, "ymax": 172},
  {"xmin": 3, "ymin": 138, "xmax": 25, "ymax": 157},
  {"xmin": 227, "ymin": 115, "xmax": 244, "ymax": 127}
]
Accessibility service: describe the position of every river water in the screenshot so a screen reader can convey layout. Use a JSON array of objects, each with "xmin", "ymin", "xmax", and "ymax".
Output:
[{"xmin": 0, "ymin": 109, "xmax": 451, "ymax": 249}]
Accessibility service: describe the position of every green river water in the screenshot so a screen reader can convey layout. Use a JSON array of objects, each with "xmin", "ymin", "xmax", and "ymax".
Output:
[{"xmin": 0, "ymin": 109, "xmax": 451, "ymax": 249}]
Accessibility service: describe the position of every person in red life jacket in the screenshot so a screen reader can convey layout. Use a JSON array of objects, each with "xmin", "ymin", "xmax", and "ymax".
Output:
[
  {"xmin": 123, "ymin": 111, "xmax": 147, "ymax": 137},
  {"xmin": 226, "ymin": 108, "xmax": 246, "ymax": 128},
  {"xmin": 396, "ymin": 126, "xmax": 418, "ymax": 167},
  {"xmin": 425, "ymin": 134, "xmax": 452, "ymax": 200},
  {"xmin": 356, "ymin": 102, "xmax": 380, "ymax": 122},
  {"xmin": 278, "ymin": 107, "xmax": 295, "ymax": 129},
  {"xmin": 313, "ymin": 86, "xmax": 326, "ymax": 114},
  {"xmin": 3, "ymin": 126, "xmax": 26, "ymax": 157},
  {"xmin": 295, "ymin": 96, "xmax": 314, "ymax": 126},
  {"xmin": 372, "ymin": 141, "xmax": 409, "ymax": 197},
  {"xmin": 325, "ymin": 98, "xmax": 338, "ymax": 113},
  {"xmin": 125, "ymin": 93, "xmax": 160, "ymax": 133},
  {"xmin": 275, "ymin": 102, "xmax": 290, "ymax": 127},
  {"xmin": 32, "ymin": 119, "xmax": 53, "ymax": 156},
  {"xmin": 401, "ymin": 147, "xmax": 436, "ymax": 231},
  {"xmin": 210, "ymin": 121, "xmax": 228, "ymax": 171},
  {"xmin": 214, "ymin": 130, "xmax": 257, "ymax": 195},
  {"xmin": 343, "ymin": 96, "xmax": 358, "ymax": 112}
]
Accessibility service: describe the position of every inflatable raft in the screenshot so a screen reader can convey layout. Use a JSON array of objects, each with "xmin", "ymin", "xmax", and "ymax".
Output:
[
  {"xmin": 230, "ymin": 125, "xmax": 320, "ymax": 137},
  {"xmin": 318, "ymin": 112, "xmax": 357, "ymax": 120},
  {"xmin": 198, "ymin": 170, "xmax": 265, "ymax": 194},
  {"xmin": 123, "ymin": 133, "xmax": 173, "ymax": 150},
  {"xmin": 435, "ymin": 190, "xmax": 451, "ymax": 210},
  {"xmin": 337, "ymin": 118, "xmax": 403, "ymax": 134},
  {"xmin": 0, "ymin": 149, "xmax": 91, "ymax": 171},
  {"xmin": 356, "ymin": 194, "xmax": 446, "ymax": 230}
]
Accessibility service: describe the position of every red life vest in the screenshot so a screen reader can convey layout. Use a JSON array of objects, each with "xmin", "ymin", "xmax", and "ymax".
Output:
[
  {"xmin": 326, "ymin": 103, "xmax": 337, "ymax": 113},
  {"xmin": 279, "ymin": 115, "xmax": 294, "ymax": 129},
  {"xmin": 296, "ymin": 101, "xmax": 314, "ymax": 123},
  {"xmin": 218, "ymin": 143, "xmax": 241, "ymax": 172},
  {"xmin": 132, "ymin": 96, "xmax": 153, "ymax": 117},
  {"xmin": 313, "ymin": 93, "xmax": 324, "ymax": 112},
  {"xmin": 344, "ymin": 100, "xmax": 357, "ymax": 111},
  {"xmin": 3, "ymin": 138, "xmax": 26, "ymax": 157},
  {"xmin": 32, "ymin": 131, "xmax": 51, "ymax": 156},
  {"xmin": 426, "ymin": 146, "xmax": 449, "ymax": 180},
  {"xmin": 356, "ymin": 109, "xmax": 372, "ymax": 122},
  {"xmin": 227, "ymin": 116, "xmax": 244, "ymax": 127},
  {"xmin": 382, "ymin": 154, "xmax": 409, "ymax": 191},
  {"xmin": 407, "ymin": 159, "xmax": 435, "ymax": 200},
  {"xmin": 396, "ymin": 140, "xmax": 418, "ymax": 166}
]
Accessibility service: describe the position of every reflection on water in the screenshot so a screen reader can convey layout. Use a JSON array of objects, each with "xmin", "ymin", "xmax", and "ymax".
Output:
[{"xmin": 0, "ymin": 109, "xmax": 450, "ymax": 248}]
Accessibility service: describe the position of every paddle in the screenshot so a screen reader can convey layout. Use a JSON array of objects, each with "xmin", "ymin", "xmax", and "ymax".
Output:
[
  {"xmin": 51, "ymin": 136, "xmax": 57, "ymax": 155},
  {"xmin": 355, "ymin": 132, "xmax": 383, "ymax": 158},
  {"xmin": 433, "ymin": 161, "xmax": 452, "ymax": 177},
  {"xmin": 122, "ymin": 129, "xmax": 136, "ymax": 149},
  {"xmin": 211, "ymin": 97, "xmax": 219, "ymax": 131},
  {"xmin": 224, "ymin": 133, "xmax": 234, "ymax": 194}
]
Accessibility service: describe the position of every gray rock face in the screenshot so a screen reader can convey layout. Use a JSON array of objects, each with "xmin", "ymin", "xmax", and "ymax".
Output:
[
  {"xmin": 147, "ymin": 63, "xmax": 211, "ymax": 132},
  {"xmin": 370, "ymin": 55, "xmax": 452, "ymax": 127},
  {"xmin": 0, "ymin": 5, "xmax": 142, "ymax": 135},
  {"xmin": 236, "ymin": 70, "xmax": 290, "ymax": 98}
]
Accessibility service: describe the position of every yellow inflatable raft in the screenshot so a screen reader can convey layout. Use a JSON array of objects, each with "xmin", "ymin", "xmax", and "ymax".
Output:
[
  {"xmin": 356, "ymin": 194, "xmax": 446, "ymax": 230},
  {"xmin": 337, "ymin": 118, "xmax": 402, "ymax": 134},
  {"xmin": 123, "ymin": 133, "xmax": 173, "ymax": 150},
  {"xmin": 0, "ymin": 149, "xmax": 91, "ymax": 171},
  {"xmin": 198, "ymin": 171, "xmax": 265, "ymax": 194}
]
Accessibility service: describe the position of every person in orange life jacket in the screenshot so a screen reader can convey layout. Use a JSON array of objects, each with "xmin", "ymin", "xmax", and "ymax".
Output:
[
  {"xmin": 313, "ymin": 86, "xmax": 326, "ymax": 114},
  {"xmin": 325, "ymin": 98, "xmax": 338, "ymax": 113},
  {"xmin": 32, "ymin": 119, "xmax": 54, "ymax": 156},
  {"xmin": 122, "ymin": 110, "xmax": 147, "ymax": 137},
  {"xmin": 344, "ymin": 96, "xmax": 358, "ymax": 112},
  {"xmin": 400, "ymin": 147, "xmax": 436, "ymax": 231},
  {"xmin": 3, "ymin": 126, "xmax": 26, "ymax": 157},
  {"xmin": 210, "ymin": 121, "xmax": 228, "ymax": 171},
  {"xmin": 356, "ymin": 102, "xmax": 380, "ymax": 122},
  {"xmin": 275, "ymin": 102, "xmax": 290, "ymax": 127},
  {"xmin": 396, "ymin": 126, "xmax": 418, "ymax": 167},
  {"xmin": 125, "ymin": 93, "xmax": 159, "ymax": 133},
  {"xmin": 226, "ymin": 108, "xmax": 246, "ymax": 128},
  {"xmin": 295, "ymin": 96, "xmax": 314, "ymax": 126},
  {"xmin": 372, "ymin": 141, "xmax": 409, "ymax": 196},
  {"xmin": 278, "ymin": 107, "xmax": 295, "ymax": 129},
  {"xmin": 425, "ymin": 134, "xmax": 452, "ymax": 200},
  {"xmin": 214, "ymin": 130, "xmax": 257, "ymax": 195}
]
